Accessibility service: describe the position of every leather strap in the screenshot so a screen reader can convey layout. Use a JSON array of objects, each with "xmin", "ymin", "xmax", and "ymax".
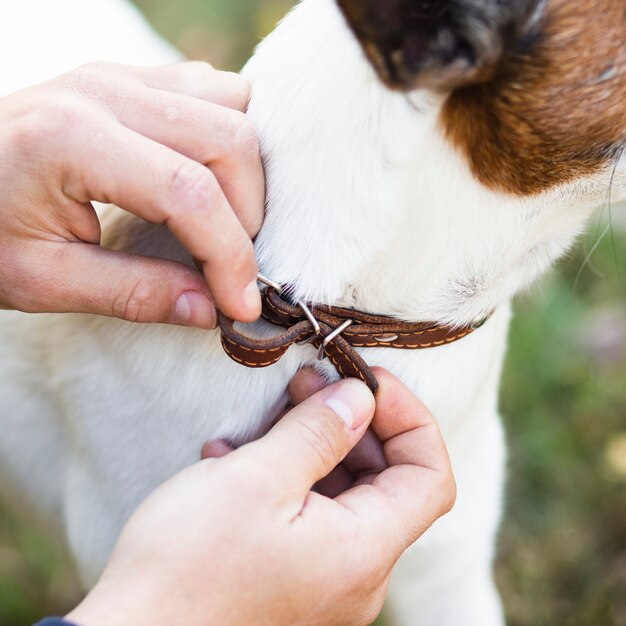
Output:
[{"xmin": 219, "ymin": 287, "xmax": 488, "ymax": 393}]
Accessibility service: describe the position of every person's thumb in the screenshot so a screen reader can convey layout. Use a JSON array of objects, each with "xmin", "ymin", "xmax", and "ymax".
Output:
[
  {"xmin": 246, "ymin": 378, "xmax": 375, "ymax": 498},
  {"xmin": 11, "ymin": 241, "xmax": 217, "ymax": 328}
]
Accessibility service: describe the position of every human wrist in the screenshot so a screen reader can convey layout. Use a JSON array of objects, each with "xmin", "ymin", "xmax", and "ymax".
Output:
[{"xmin": 66, "ymin": 575, "xmax": 186, "ymax": 626}]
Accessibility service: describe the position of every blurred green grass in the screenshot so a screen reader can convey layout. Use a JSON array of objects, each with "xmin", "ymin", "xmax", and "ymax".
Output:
[
  {"xmin": 497, "ymin": 220, "xmax": 626, "ymax": 626},
  {"xmin": 1, "ymin": 2, "xmax": 625, "ymax": 625},
  {"xmin": 132, "ymin": 0, "xmax": 295, "ymax": 70}
]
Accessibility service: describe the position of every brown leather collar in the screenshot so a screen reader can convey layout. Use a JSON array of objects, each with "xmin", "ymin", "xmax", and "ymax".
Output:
[{"xmin": 219, "ymin": 281, "xmax": 489, "ymax": 393}]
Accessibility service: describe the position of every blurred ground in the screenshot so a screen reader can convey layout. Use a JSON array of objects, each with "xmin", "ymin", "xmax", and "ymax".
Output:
[{"xmin": 1, "ymin": 1, "xmax": 625, "ymax": 625}]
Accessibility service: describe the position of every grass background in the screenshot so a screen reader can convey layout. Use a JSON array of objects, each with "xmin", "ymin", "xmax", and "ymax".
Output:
[{"xmin": 1, "ymin": 1, "xmax": 625, "ymax": 625}]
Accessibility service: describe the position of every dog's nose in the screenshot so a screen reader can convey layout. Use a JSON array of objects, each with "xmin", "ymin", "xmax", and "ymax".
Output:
[
  {"xmin": 406, "ymin": 1, "xmax": 450, "ymax": 20},
  {"xmin": 337, "ymin": 0, "xmax": 544, "ymax": 91}
]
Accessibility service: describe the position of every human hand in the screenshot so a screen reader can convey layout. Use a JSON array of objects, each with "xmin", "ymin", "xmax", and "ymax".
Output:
[
  {"xmin": 0, "ymin": 61, "xmax": 264, "ymax": 327},
  {"xmin": 67, "ymin": 369, "xmax": 455, "ymax": 626}
]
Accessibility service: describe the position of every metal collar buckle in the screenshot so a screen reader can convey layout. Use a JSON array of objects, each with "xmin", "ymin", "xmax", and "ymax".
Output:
[
  {"xmin": 317, "ymin": 319, "xmax": 354, "ymax": 360},
  {"xmin": 257, "ymin": 274, "xmax": 354, "ymax": 361}
]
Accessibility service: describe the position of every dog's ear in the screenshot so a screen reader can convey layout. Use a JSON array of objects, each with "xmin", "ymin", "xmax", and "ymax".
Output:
[{"xmin": 337, "ymin": 0, "xmax": 545, "ymax": 91}]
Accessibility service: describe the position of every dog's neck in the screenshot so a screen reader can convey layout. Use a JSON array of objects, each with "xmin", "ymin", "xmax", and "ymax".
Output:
[{"xmin": 244, "ymin": 0, "xmax": 622, "ymax": 327}]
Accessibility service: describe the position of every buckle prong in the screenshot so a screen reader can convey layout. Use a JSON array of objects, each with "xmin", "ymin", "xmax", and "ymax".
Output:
[
  {"xmin": 257, "ymin": 274, "xmax": 354, "ymax": 357},
  {"xmin": 296, "ymin": 301, "xmax": 321, "ymax": 345},
  {"xmin": 318, "ymin": 319, "xmax": 354, "ymax": 361},
  {"xmin": 257, "ymin": 273, "xmax": 283, "ymax": 294}
]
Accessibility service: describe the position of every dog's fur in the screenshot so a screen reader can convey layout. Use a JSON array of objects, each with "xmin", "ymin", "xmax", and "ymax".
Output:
[{"xmin": 1, "ymin": 1, "xmax": 625, "ymax": 624}]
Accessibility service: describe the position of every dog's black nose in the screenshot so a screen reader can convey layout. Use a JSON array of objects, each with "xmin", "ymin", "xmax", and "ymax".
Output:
[
  {"xmin": 406, "ymin": 1, "xmax": 451, "ymax": 20},
  {"xmin": 337, "ymin": 0, "xmax": 544, "ymax": 91}
]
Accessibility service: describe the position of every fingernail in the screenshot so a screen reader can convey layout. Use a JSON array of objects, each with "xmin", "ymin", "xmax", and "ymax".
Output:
[
  {"xmin": 324, "ymin": 379, "xmax": 374, "ymax": 430},
  {"xmin": 174, "ymin": 292, "xmax": 216, "ymax": 329},
  {"xmin": 201, "ymin": 440, "xmax": 235, "ymax": 461},
  {"xmin": 243, "ymin": 279, "xmax": 261, "ymax": 316}
]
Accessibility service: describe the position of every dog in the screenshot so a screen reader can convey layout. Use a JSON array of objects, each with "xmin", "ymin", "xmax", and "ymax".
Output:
[{"xmin": 1, "ymin": 0, "xmax": 625, "ymax": 624}]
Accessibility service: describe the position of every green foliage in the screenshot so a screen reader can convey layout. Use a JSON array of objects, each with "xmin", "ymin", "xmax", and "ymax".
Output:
[
  {"xmin": 0, "ymin": 502, "xmax": 81, "ymax": 626},
  {"xmin": 498, "ymin": 217, "xmax": 626, "ymax": 626},
  {"xmin": 1, "ymin": 2, "xmax": 625, "ymax": 625},
  {"xmin": 132, "ymin": 0, "xmax": 294, "ymax": 69}
]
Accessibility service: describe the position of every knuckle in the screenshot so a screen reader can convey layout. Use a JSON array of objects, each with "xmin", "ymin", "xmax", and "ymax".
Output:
[
  {"xmin": 45, "ymin": 93, "xmax": 88, "ymax": 129},
  {"xmin": 208, "ymin": 110, "xmax": 260, "ymax": 166},
  {"xmin": 234, "ymin": 118, "xmax": 260, "ymax": 160},
  {"xmin": 437, "ymin": 468, "xmax": 458, "ymax": 515},
  {"xmin": 78, "ymin": 60, "xmax": 117, "ymax": 76},
  {"xmin": 70, "ymin": 61, "xmax": 119, "ymax": 96},
  {"xmin": 70, "ymin": 61, "xmax": 118, "ymax": 86},
  {"xmin": 112, "ymin": 278, "xmax": 156, "ymax": 323},
  {"xmin": 221, "ymin": 109, "xmax": 248, "ymax": 141},
  {"xmin": 224, "ymin": 238, "xmax": 255, "ymax": 274},
  {"xmin": 168, "ymin": 161, "xmax": 217, "ymax": 214},
  {"xmin": 214, "ymin": 113, "xmax": 260, "ymax": 164},
  {"xmin": 13, "ymin": 93, "xmax": 88, "ymax": 148}
]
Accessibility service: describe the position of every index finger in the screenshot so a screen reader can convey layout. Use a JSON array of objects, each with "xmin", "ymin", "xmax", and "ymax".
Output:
[
  {"xmin": 336, "ymin": 369, "xmax": 456, "ymax": 557},
  {"xmin": 61, "ymin": 112, "xmax": 261, "ymax": 322}
]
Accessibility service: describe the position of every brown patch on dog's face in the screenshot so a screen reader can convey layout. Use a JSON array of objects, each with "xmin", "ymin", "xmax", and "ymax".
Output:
[
  {"xmin": 443, "ymin": 0, "xmax": 626, "ymax": 195},
  {"xmin": 338, "ymin": 0, "xmax": 626, "ymax": 196}
]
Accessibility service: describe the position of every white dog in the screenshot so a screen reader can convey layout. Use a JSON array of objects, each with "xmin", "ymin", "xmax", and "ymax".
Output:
[{"xmin": 1, "ymin": 1, "xmax": 624, "ymax": 625}]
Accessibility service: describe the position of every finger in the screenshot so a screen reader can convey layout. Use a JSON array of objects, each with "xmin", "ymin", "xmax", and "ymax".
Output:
[
  {"xmin": 11, "ymin": 239, "xmax": 217, "ymax": 328},
  {"xmin": 288, "ymin": 368, "xmax": 328, "ymax": 405},
  {"xmin": 60, "ymin": 113, "xmax": 261, "ymax": 322},
  {"xmin": 314, "ymin": 429, "xmax": 386, "ymax": 496},
  {"xmin": 66, "ymin": 62, "xmax": 263, "ymax": 238},
  {"xmin": 110, "ymin": 86, "xmax": 264, "ymax": 238},
  {"xmin": 201, "ymin": 440, "xmax": 235, "ymax": 460},
  {"xmin": 315, "ymin": 465, "xmax": 354, "ymax": 498},
  {"xmin": 342, "ymin": 428, "xmax": 387, "ymax": 482},
  {"xmin": 370, "ymin": 368, "xmax": 451, "ymax": 474},
  {"xmin": 339, "ymin": 464, "xmax": 455, "ymax": 558},
  {"xmin": 336, "ymin": 369, "xmax": 456, "ymax": 556},
  {"xmin": 69, "ymin": 61, "xmax": 250, "ymax": 111},
  {"xmin": 133, "ymin": 62, "xmax": 251, "ymax": 110},
  {"xmin": 245, "ymin": 379, "xmax": 375, "ymax": 500},
  {"xmin": 289, "ymin": 373, "xmax": 385, "ymax": 494}
]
